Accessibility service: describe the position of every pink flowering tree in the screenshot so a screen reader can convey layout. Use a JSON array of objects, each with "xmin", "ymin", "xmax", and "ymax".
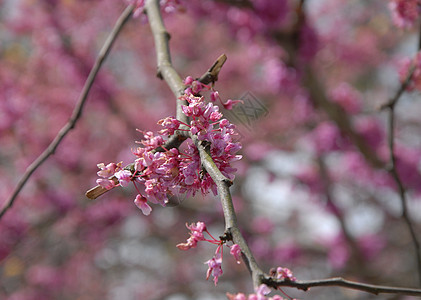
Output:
[{"xmin": 3, "ymin": 0, "xmax": 421, "ymax": 299}]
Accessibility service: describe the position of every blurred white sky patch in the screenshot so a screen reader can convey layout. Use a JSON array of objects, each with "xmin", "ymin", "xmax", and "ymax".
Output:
[
  {"xmin": 243, "ymin": 150, "xmax": 341, "ymax": 241},
  {"xmin": 241, "ymin": 150, "xmax": 407, "ymax": 242}
]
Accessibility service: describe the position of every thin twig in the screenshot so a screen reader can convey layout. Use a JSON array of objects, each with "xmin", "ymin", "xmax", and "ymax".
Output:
[
  {"xmin": 385, "ymin": 92, "xmax": 421, "ymax": 286},
  {"xmin": 0, "ymin": 4, "xmax": 135, "ymax": 219},
  {"xmin": 191, "ymin": 134, "xmax": 264, "ymax": 289},
  {"xmin": 380, "ymin": 64, "xmax": 416, "ymax": 110},
  {"xmin": 380, "ymin": 29, "xmax": 421, "ymax": 286},
  {"xmin": 268, "ymin": 277, "xmax": 421, "ymax": 296},
  {"xmin": 197, "ymin": 54, "xmax": 227, "ymax": 85}
]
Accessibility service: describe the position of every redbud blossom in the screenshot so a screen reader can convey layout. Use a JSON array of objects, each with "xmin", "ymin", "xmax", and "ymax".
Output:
[
  {"xmin": 131, "ymin": 0, "xmax": 146, "ymax": 18},
  {"xmin": 183, "ymin": 75, "xmax": 194, "ymax": 85},
  {"xmin": 134, "ymin": 194, "xmax": 152, "ymax": 215},
  {"xmin": 226, "ymin": 293, "xmax": 246, "ymax": 300},
  {"xmin": 276, "ymin": 267, "xmax": 296, "ymax": 281},
  {"xmin": 227, "ymin": 284, "xmax": 288, "ymax": 300},
  {"xmin": 114, "ymin": 170, "xmax": 132, "ymax": 187},
  {"xmin": 176, "ymin": 222, "xmax": 206, "ymax": 250},
  {"xmin": 221, "ymin": 99, "xmax": 244, "ymax": 110},
  {"xmin": 96, "ymin": 162, "xmax": 121, "ymax": 178},
  {"xmin": 158, "ymin": 116, "xmax": 180, "ymax": 136},
  {"xmin": 96, "ymin": 178, "xmax": 116, "ymax": 190},
  {"xmin": 130, "ymin": 0, "xmax": 183, "ymax": 18},
  {"xmin": 205, "ymin": 252, "xmax": 223, "ymax": 286},
  {"xmin": 95, "ymin": 76, "xmax": 241, "ymax": 215},
  {"xmin": 389, "ymin": 0, "xmax": 420, "ymax": 29},
  {"xmin": 256, "ymin": 284, "xmax": 271, "ymax": 296},
  {"xmin": 230, "ymin": 244, "xmax": 242, "ymax": 264}
]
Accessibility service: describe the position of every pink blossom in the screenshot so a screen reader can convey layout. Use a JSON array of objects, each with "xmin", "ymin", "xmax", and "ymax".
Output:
[
  {"xmin": 130, "ymin": 0, "xmax": 183, "ymax": 17},
  {"xmin": 131, "ymin": 0, "xmax": 146, "ymax": 18},
  {"xmin": 96, "ymin": 178, "xmax": 116, "ymax": 190},
  {"xmin": 221, "ymin": 99, "xmax": 244, "ymax": 110},
  {"xmin": 183, "ymin": 75, "xmax": 194, "ymax": 85},
  {"xmin": 226, "ymin": 293, "xmax": 247, "ymax": 300},
  {"xmin": 187, "ymin": 221, "xmax": 206, "ymax": 238},
  {"xmin": 256, "ymin": 284, "xmax": 271, "ymax": 296},
  {"xmin": 114, "ymin": 169, "xmax": 132, "ymax": 187},
  {"xmin": 227, "ymin": 284, "xmax": 275, "ymax": 300},
  {"xmin": 276, "ymin": 267, "xmax": 296, "ymax": 281},
  {"xmin": 209, "ymin": 90, "xmax": 243, "ymax": 110},
  {"xmin": 134, "ymin": 194, "xmax": 152, "ymax": 215},
  {"xmin": 96, "ymin": 77, "xmax": 241, "ymax": 213},
  {"xmin": 176, "ymin": 222, "xmax": 207, "ymax": 250},
  {"xmin": 158, "ymin": 116, "xmax": 180, "ymax": 136},
  {"xmin": 389, "ymin": 0, "xmax": 420, "ymax": 29},
  {"xmin": 96, "ymin": 162, "xmax": 121, "ymax": 178},
  {"xmin": 139, "ymin": 131, "xmax": 165, "ymax": 150},
  {"xmin": 210, "ymin": 91, "xmax": 219, "ymax": 102},
  {"xmin": 230, "ymin": 244, "xmax": 242, "ymax": 264},
  {"xmin": 205, "ymin": 252, "xmax": 223, "ymax": 285}
]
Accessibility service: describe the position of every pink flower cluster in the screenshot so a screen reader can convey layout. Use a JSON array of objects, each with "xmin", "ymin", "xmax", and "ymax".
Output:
[
  {"xmin": 389, "ymin": 0, "xmax": 421, "ymax": 29},
  {"xmin": 95, "ymin": 77, "xmax": 241, "ymax": 215},
  {"xmin": 130, "ymin": 0, "xmax": 183, "ymax": 18},
  {"xmin": 96, "ymin": 162, "xmax": 124, "ymax": 190},
  {"xmin": 176, "ymin": 222, "xmax": 242, "ymax": 286},
  {"xmin": 275, "ymin": 267, "xmax": 296, "ymax": 282},
  {"xmin": 227, "ymin": 284, "xmax": 287, "ymax": 300},
  {"xmin": 184, "ymin": 76, "xmax": 243, "ymax": 110},
  {"xmin": 227, "ymin": 268, "xmax": 297, "ymax": 300},
  {"xmin": 176, "ymin": 221, "xmax": 207, "ymax": 250}
]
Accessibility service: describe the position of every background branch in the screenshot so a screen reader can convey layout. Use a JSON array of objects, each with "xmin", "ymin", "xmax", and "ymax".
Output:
[
  {"xmin": 0, "ymin": 4, "xmax": 135, "ymax": 219},
  {"xmin": 383, "ymin": 58, "xmax": 421, "ymax": 287},
  {"xmin": 377, "ymin": 23, "xmax": 421, "ymax": 286}
]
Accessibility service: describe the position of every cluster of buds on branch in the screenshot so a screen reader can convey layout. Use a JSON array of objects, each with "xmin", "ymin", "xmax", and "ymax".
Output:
[{"xmin": 95, "ymin": 77, "xmax": 242, "ymax": 215}]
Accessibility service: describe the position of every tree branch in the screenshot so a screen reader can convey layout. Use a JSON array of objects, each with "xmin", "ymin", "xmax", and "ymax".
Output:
[
  {"xmin": 190, "ymin": 134, "xmax": 264, "ymax": 289},
  {"xmin": 386, "ymin": 103, "xmax": 421, "ymax": 286},
  {"xmin": 267, "ymin": 277, "xmax": 421, "ymax": 296},
  {"xmin": 197, "ymin": 54, "xmax": 227, "ymax": 85},
  {"xmin": 378, "ymin": 25, "xmax": 421, "ymax": 287},
  {"xmin": 146, "ymin": 0, "xmax": 187, "ymax": 124},
  {"xmin": 0, "ymin": 4, "xmax": 135, "ymax": 219},
  {"xmin": 386, "ymin": 72, "xmax": 421, "ymax": 288}
]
